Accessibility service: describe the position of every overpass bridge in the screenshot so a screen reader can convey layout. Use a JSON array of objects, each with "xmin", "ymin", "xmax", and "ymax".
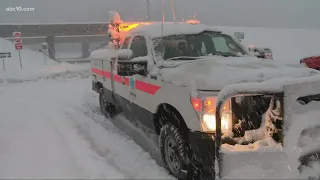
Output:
[{"xmin": 0, "ymin": 23, "xmax": 110, "ymax": 61}]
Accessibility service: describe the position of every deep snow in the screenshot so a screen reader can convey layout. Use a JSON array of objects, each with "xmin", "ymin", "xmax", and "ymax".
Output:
[
  {"xmin": 0, "ymin": 38, "xmax": 89, "ymax": 83},
  {"xmin": 0, "ymin": 77, "xmax": 172, "ymax": 179}
]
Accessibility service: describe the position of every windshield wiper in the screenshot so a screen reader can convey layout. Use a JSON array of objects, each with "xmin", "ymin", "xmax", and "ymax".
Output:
[{"xmin": 166, "ymin": 56, "xmax": 199, "ymax": 61}]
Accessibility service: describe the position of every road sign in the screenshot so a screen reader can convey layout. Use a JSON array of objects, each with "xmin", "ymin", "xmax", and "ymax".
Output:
[
  {"xmin": 12, "ymin": 32, "xmax": 23, "ymax": 68},
  {"xmin": 234, "ymin": 32, "xmax": 245, "ymax": 40},
  {"xmin": 0, "ymin": 52, "xmax": 11, "ymax": 58},
  {"xmin": 0, "ymin": 52, "xmax": 11, "ymax": 71},
  {"xmin": 13, "ymin": 32, "xmax": 22, "ymax": 43},
  {"xmin": 15, "ymin": 43, "xmax": 23, "ymax": 50}
]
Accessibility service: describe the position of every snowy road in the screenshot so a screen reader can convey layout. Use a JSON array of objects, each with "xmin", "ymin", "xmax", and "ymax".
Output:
[{"xmin": 0, "ymin": 77, "xmax": 173, "ymax": 179}]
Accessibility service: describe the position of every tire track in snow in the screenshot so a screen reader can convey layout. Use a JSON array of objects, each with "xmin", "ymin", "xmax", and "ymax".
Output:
[
  {"xmin": 41, "ymin": 111, "xmax": 88, "ymax": 178},
  {"xmin": 44, "ymin": 108, "xmax": 126, "ymax": 179},
  {"xmin": 61, "ymin": 97, "xmax": 173, "ymax": 179},
  {"xmin": 62, "ymin": 109, "xmax": 132, "ymax": 179}
]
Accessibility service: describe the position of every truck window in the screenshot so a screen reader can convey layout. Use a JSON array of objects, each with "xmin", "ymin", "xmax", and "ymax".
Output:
[
  {"xmin": 130, "ymin": 36, "xmax": 148, "ymax": 58},
  {"xmin": 212, "ymin": 34, "xmax": 244, "ymax": 55},
  {"xmin": 153, "ymin": 32, "xmax": 246, "ymax": 60},
  {"xmin": 121, "ymin": 37, "xmax": 131, "ymax": 49}
]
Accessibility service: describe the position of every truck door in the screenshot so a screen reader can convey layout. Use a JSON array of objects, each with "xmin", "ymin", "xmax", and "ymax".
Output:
[
  {"xmin": 109, "ymin": 36, "xmax": 133, "ymax": 110},
  {"xmin": 125, "ymin": 35, "xmax": 160, "ymax": 129},
  {"xmin": 112, "ymin": 36, "xmax": 131, "ymax": 93}
]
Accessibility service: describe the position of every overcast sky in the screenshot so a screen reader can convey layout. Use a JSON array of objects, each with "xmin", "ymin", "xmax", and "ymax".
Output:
[{"xmin": 0, "ymin": 0, "xmax": 319, "ymax": 29}]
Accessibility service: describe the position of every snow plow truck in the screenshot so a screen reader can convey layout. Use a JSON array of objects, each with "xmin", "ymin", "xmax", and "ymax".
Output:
[{"xmin": 90, "ymin": 11, "xmax": 320, "ymax": 180}]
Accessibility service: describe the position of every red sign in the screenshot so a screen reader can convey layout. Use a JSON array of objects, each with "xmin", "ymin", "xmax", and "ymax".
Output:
[
  {"xmin": 13, "ymin": 32, "xmax": 22, "ymax": 43},
  {"xmin": 15, "ymin": 43, "xmax": 23, "ymax": 50}
]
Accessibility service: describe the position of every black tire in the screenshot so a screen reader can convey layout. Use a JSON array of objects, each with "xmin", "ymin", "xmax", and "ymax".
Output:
[
  {"xmin": 99, "ymin": 88, "xmax": 116, "ymax": 118},
  {"xmin": 160, "ymin": 122, "xmax": 189, "ymax": 180},
  {"xmin": 299, "ymin": 152, "xmax": 320, "ymax": 179}
]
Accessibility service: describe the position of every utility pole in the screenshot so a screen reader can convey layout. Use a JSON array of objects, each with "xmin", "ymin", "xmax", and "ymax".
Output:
[{"xmin": 146, "ymin": 0, "xmax": 150, "ymax": 21}]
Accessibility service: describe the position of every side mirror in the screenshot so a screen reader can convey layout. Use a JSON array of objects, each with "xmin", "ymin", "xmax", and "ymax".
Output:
[
  {"xmin": 117, "ymin": 60, "xmax": 148, "ymax": 76},
  {"xmin": 252, "ymin": 47, "xmax": 273, "ymax": 60},
  {"xmin": 117, "ymin": 49, "xmax": 133, "ymax": 60}
]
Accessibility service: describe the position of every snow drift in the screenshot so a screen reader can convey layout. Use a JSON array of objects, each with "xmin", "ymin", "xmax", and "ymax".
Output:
[{"xmin": 0, "ymin": 38, "xmax": 89, "ymax": 83}]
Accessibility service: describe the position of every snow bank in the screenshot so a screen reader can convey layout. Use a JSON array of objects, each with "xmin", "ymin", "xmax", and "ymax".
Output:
[
  {"xmin": 0, "ymin": 38, "xmax": 89, "ymax": 82},
  {"xmin": 213, "ymin": 26, "xmax": 320, "ymax": 63}
]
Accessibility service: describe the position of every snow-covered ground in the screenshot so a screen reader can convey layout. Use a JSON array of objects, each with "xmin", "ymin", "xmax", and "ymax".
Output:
[
  {"xmin": 0, "ymin": 38, "xmax": 89, "ymax": 83},
  {"xmin": 0, "ymin": 77, "xmax": 172, "ymax": 179},
  {"xmin": 0, "ymin": 38, "xmax": 172, "ymax": 179}
]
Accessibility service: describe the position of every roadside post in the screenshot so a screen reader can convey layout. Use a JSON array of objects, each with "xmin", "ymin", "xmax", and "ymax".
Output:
[
  {"xmin": 41, "ymin": 43, "xmax": 48, "ymax": 65},
  {"xmin": 13, "ymin": 32, "xmax": 23, "ymax": 69},
  {"xmin": 0, "ymin": 52, "xmax": 11, "ymax": 71}
]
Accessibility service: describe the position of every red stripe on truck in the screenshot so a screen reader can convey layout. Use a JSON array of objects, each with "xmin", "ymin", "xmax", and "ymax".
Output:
[
  {"xmin": 114, "ymin": 75, "xmax": 122, "ymax": 83},
  {"xmin": 135, "ymin": 80, "xmax": 161, "ymax": 95},
  {"xmin": 92, "ymin": 67, "xmax": 111, "ymax": 78},
  {"xmin": 92, "ymin": 67, "xmax": 161, "ymax": 95}
]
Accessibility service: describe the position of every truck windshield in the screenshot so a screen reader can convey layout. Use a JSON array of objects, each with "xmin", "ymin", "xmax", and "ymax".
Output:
[{"xmin": 153, "ymin": 32, "xmax": 246, "ymax": 60}]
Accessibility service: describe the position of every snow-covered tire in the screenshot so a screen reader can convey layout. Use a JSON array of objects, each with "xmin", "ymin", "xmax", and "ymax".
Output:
[
  {"xmin": 299, "ymin": 152, "xmax": 320, "ymax": 179},
  {"xmin": 99, "ymin": 88, "xmax": 116, "ymax": 118},
  {"xmin": 160, "ymin": 122, "xmax": 189, "ymax": 180}
]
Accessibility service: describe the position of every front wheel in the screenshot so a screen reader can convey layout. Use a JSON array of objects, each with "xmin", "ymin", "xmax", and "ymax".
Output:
[
  {"xmin": 160, "ymin": 122, "xmax": 189, "ymax": 180},
  {"xmin": 299, "ymin": 152, "xmax": 320, "ymax": 179},
  {"xmin": 99, "ymin": 88, "xmax": 116, "ymax": 118}
]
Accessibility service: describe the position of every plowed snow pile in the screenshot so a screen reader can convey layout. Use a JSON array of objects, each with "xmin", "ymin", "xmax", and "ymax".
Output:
[{"xmin": 0, "ymin": 38, "xmax": 89, "ymax": 82}]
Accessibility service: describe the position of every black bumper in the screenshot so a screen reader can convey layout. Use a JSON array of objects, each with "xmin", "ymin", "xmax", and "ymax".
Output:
[{"xmin": 188, "ymin": 131, "xmax": 216, "ymax": 179}]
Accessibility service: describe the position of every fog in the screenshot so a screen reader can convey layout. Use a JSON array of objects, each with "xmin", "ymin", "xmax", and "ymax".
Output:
[{"xmin": 0, "ymin": 0, "xmax": 319, "ymax": 29}]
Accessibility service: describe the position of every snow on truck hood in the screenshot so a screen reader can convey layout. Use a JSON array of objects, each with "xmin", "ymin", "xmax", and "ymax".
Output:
[{"xmin": 160, "ymin": 56, "xmax": 320, "ymax": 90}]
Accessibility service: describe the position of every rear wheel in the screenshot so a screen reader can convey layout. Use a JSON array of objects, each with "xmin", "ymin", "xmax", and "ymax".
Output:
[
  {"xmin": 160, "ymin": 122, "xmax": 189, "ymax": 180},
  {"xmin": 99, "ymin": 88, "xmax": 116, "ymax": 118}
]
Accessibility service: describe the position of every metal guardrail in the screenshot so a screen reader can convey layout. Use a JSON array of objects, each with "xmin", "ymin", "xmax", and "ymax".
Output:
[
  {"xmin": 2, "ymin": 34, "xmax": 108, "ymax": 40},
  {"xmin": 56, "ymin": 58, "xmax": 91, "ymax": 64}
]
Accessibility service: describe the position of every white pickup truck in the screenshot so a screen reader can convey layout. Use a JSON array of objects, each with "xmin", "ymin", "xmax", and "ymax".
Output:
[{"xmin": 91, "ymin": 22, "xmax": 320, "ymax": 179}]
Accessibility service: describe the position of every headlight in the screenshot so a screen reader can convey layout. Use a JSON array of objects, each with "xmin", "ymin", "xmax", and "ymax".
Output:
[{"xmin": 201, "ymin": 97, "xmax": 232, "ymax": 133}]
